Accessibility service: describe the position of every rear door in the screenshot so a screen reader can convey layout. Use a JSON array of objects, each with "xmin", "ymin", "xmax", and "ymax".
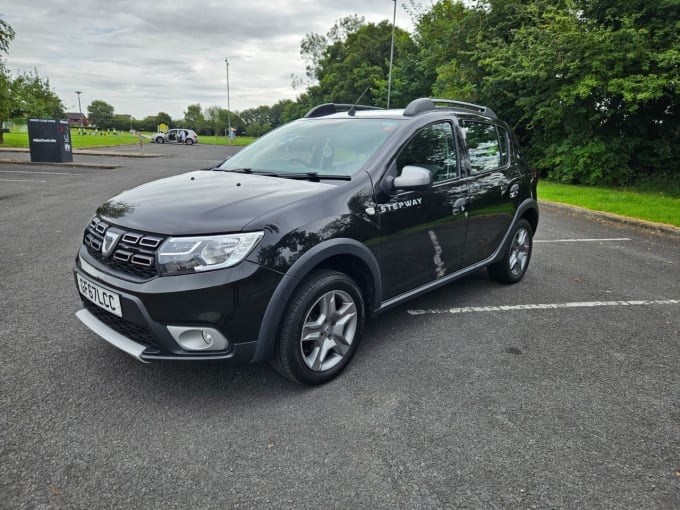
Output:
[{"xmin": 459, "ymin": 120, "xmax": 520, "ymax": 266}]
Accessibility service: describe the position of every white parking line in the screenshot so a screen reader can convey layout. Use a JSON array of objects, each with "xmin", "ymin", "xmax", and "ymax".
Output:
[
  {"xmin": 408, "ymin": 299, "xmax": 680, "ymax": 316},
  {"xmin": 535, "ymin": 238, "xmax": 631, "ymax": 243},
  {"xmin": 0, "ymin": 178, "xmax": 48, "ymax": 183},
  {"xmin": 0, "ymin": 170, "xmax": 82, "ymax": 176}
]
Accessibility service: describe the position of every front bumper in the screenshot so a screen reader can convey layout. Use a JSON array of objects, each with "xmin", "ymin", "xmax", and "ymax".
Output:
[
  {"xmin": 76, "ymin": 308, "xmax": 151, "ymax": 362},
  {"xmin": 74, "ymin": 246, "xmax": 282, "ymax": 363}
]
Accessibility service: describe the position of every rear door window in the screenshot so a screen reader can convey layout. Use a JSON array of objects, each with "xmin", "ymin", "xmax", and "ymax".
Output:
[{"xmin": 461, "ymin": 121, "xmax": 502, "ymax": 174}]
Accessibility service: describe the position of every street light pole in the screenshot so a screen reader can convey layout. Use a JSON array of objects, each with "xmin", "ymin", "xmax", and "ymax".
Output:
[
  {"xmin": 387, "ymin": 0, "xmax": 397, "ymax": 109},
  {"xmin": 75, "ymin": 90, "xmax": 83, "ymax": 134},
  {"xmin": 224, "ymin": 57, "xmax": 231, "ymax": 142}
]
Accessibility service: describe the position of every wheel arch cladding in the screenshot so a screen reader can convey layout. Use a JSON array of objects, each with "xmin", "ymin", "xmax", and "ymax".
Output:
[
  {"xmin": 522, "ymin": 205, "xmax": 539, "ymax": 235},
  {"xmin": 251, "ymin": 238, "xmax": 382, "ymax": 363}
]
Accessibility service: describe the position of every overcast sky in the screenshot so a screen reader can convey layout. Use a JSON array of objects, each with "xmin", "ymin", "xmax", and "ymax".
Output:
[{"xmin": 2, "ymin": 1, "xmax": 418, "ymax": 120}]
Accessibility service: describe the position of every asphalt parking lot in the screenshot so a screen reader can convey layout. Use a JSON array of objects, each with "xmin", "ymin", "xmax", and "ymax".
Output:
[{"xmin": 1, "ymin": 143, "xmax": 679, "ymax": 509}]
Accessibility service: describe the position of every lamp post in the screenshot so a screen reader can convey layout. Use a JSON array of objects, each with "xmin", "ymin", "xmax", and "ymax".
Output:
[
  {"xmin": 387, "ymin": 0, "xmax": 397, "ymax": 109},
  {"xmin": 75, "ymin": 90, "xmax": 83, "ymax": 134},
  {"xmin": 224, "ymin": 57, "xmax": 232, "ymax": 142}
]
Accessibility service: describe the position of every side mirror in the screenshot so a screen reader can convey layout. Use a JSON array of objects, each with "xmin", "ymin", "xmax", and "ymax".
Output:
[{"xmin": 392, "ymin": 165, "xmax": 433, "ymax": 190}]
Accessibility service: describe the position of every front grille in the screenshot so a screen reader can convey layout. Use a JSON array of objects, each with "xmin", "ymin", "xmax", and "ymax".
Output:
[
  {"xmin": 82, "ymin": 299, "xmax": 160, "ymax": 351},
  {"xmin": 83, "ymin": 217, "xmax": 165, "ymax": 278}
]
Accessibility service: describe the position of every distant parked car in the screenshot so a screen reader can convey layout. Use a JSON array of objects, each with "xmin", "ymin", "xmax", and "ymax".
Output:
[{"xmin": 152, "ymin": 128, "xmax": 198, "ymax": 145}]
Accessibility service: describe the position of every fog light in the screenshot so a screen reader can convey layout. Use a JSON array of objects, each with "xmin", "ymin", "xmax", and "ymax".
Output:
[{"xmin": 166, "ymin": 326, "xmax": 229, "ymax": 352}]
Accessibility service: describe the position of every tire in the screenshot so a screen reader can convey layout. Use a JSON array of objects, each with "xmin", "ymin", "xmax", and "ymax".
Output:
[
  {"xmin": 488, "ymin": 218, "xmax": 533, "ymax": 284},
  {"xmin": 272, "ymin": 269, "xmax": 364, "ymax": 385},
  {"xmin": 156, "ymin": 137, "xmax": 164, "ymax": 144},
  {"xmin": 186, "ymin": 139, "xmax": 194, "ymax": 145}
]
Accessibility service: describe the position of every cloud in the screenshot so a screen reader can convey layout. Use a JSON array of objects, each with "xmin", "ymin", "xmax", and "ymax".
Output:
[{"xmin": 3, "ymin": 0, "xmax": 415, "ymax": 119}]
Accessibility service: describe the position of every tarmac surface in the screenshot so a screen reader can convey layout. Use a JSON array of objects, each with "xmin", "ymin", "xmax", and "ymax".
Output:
[{"xmin": 1, "ymin": 144, "xmax": 679, "ymax": 508}]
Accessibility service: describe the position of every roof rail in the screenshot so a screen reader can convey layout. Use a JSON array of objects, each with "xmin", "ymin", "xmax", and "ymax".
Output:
[
  {"xmin": 403, "ymin": 97, "xmax": 497, "ymax": 119},
  {"xmin": 304, "ymin": 103, "xmax": 384, "ymax": 118}
]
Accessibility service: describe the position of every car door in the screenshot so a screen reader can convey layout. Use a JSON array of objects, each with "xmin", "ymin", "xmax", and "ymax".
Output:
[
  {"xmin": 459, "ymin": 120, "xmax": 520, "ymax": 267},
  {"xmin": 377, "ymin": 121, "xmax": 470, "ymax": 299}
]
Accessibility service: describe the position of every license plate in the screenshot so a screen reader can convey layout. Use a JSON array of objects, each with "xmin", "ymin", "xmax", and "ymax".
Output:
[{"xmin": 77, "ymin": 273, "xmax": 122, "ymax": 317}]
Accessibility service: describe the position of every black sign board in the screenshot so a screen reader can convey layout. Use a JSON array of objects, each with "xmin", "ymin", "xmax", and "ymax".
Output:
[{"xmin": 27, "ymin": 118, "xmax": 73, "ymax": 163}]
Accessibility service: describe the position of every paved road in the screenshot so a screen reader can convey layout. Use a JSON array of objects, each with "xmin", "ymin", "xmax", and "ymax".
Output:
[{"xmin": 1, "ymin": 144, "xmax": 679, "ymax": 509}]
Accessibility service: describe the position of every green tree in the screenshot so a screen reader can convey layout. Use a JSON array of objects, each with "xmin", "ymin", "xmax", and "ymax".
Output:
[
  {"xmin": 87, "ymin": 100, "xmax": 115, "ymax": 129},
  {"xmin": 156, "ymin": 111, "xmax": 172, "ymax": 127},
  {"xmin": 136, "ymin": 112, "xmax": 172, "ymax": 132},
  {"xmin": 286, "ymin": 14, "xmax": 424, "ymax": 119},
  {"xmin": 299, "ymin": 15, "xmax": 366, "ymax": 83},
  {"xmin": 317, "ymin": 20, "xmax": 400, "ymax": 106},
  {"xmin": 183, "ymin": 103, "xmax": 206, "ymax": 134},
  {"xmin": 112, "ymin": 114, "xmax": 134, "ymax": 131},
  {"xmin": 410, "ymin": 0, "xmax": 476, "ymax": 101},
  {"xmin": 0, "ymin": 15, "xmax": 16, "ymax": 144},
  {"xmin": 303, "ymin": 19, "xmax": 419, "ymax": 108},
  {"xmin": 10, "ymin": 69, "xmax": 65, "ymax": 119},
  {"xmin": 0, "ymin": 16, "xmax": 14, "ymax": 53},
  {"xmin": 370, "ymin": 28, "xmax": 427, "ymax": 108},
  {"xmin": 270, "ymin": 99, "xmax": 293, "ymax": 128},
  {"xmin": 282, "ymin": 93, "xmax": 315, "ymax": 122},
  {"xmin": 244, "ymin": 121, "xmax": 271, "ymax": 137},
  {"xmin": 136, "ymin": 115, "xmax": 158, "ymax": 132},
  {"xmin": 411, "ymin": 0, "xmax": 679, "ymax": 185},
  {"xmin": 0, "ymin": 65, "xmax": 9, "ymax": 144},
  {"xmin": 473, "ymin": 0, "xmax": 680, "ymax": 184},
  {"xmin": 239, "ymin": 105, "xmax": 267, "ymax": 126},
  {"xmin": 204, "ymin": 105, "xmax": 232, "ymax": 136}
]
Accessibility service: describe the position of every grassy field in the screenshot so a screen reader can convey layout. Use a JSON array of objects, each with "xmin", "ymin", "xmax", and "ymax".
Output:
[
  {"xmin": 539, "ymin": 181, "xmax": 680, "ymax": 227},
  {"xmin": 0, "ymin": 131, "xmax": 255, "ymax": 149},
  {"xmin": 198, "ymin": 135, "xmax": 255, "ymax": 146}
]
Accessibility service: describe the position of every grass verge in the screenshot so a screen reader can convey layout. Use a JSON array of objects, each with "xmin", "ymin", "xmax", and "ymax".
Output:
[
  {"xmin": 0, "ymin": 131, "xmax": 256, "ymax": 148},
  {"xmin": 539, "ymin": 181, "xmax": 680, "ymax": 228},
  {"xmin": 198, "ymin": 135, "xmax": 255, "ymax": 146},
  {"xmin": 1, "ymin": 131, "xmax": 140, "ymax": 148}
]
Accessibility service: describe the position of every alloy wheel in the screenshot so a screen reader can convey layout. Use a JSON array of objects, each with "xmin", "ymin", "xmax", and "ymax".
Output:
[
  {"xmin": 508, "ymin": 227, "xmax": 531, "ymax": 277},
  {"xmin": 300, "ymin": 290, "xmax": 358, "ymax": 372}
]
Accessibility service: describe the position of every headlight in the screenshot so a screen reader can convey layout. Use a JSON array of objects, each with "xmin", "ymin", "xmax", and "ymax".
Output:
[{"xmin": 158, "ymin": 232, "xmax": 264, "ymax": 275}]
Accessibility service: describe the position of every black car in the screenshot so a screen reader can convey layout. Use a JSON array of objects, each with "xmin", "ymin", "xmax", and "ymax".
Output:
[{"xmin": 74, "ymin": 98, "xmax": 538, "ymax": 385}]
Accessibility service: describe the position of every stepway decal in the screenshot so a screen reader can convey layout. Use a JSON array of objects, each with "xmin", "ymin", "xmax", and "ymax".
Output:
[
  {"xmin": 428, "ymin": 230, "xmax": 447, "ymax": 277},
  {"xmin": 379, "ymin": 197, "xmax": 422, "ymax": 213}
]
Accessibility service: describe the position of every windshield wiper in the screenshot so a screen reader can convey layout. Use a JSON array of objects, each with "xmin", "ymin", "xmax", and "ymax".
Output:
[
  {"xmin": 279, "ymin": 172, "xmax": 351, "ymax": 181},
  {"xmin": 215, "ymin": 168, "xmax": 350, "ymax": 181},
  {"xmin": 219, "ymin": 168, "xmax": 279, "ymax": 177},
  {"xmin": 222, "ymin": 168, "xmax": 252, "ymax": 173}
]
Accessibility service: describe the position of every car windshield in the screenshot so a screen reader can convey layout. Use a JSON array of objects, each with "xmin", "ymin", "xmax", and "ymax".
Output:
[{"xmin": 217, "ymin": 118, "xmax": 403, "ymax": 177}]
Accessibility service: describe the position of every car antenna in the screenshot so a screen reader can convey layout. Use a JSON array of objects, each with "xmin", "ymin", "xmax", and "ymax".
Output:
[{"xmin": 347, "ymin": 84, "xmax": 371, "ymax": 117}]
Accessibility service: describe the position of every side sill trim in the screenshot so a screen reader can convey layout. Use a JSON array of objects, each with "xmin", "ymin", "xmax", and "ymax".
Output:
[
  {"xmin": 378, "ymin": 255, "xmax": 492, "ymax": 313},
  {"xmin": 76, "ymin": 309, "xmax": 150, "ymax": 363}
]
